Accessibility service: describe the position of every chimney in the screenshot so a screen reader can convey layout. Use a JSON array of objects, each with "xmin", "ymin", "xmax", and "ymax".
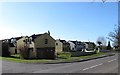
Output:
[{"xmin": 48, "ymin": 30, "xmax": 50, "ymax": 35}]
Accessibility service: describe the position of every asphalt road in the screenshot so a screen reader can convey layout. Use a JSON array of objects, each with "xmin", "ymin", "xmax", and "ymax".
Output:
[
  {"xmin": 2, "ymin": 52, "xmax": 119, "ymax": 74},
  {"xmin": 0, "ymin": 58, "xmax": 2, "ymax": 75}
]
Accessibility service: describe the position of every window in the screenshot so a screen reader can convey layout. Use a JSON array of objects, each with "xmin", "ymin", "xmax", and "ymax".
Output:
[
  {"xmin": 29, "ymin": 39, "xmax": 32, "ymax": 44},
  {"xmin": 23, "ymin": 40, "xmax": 25, "ymax": 42},
  {"xmin": 45, "ymin": 39, "xmax": 48, "ymax": 44},
  {"xmin": 25, "ymin": 39, "xmax": 28, "ymax": 44},
  {"xmin": 56, "ymin": 43, "xmax": 58, "ymax": 45}
]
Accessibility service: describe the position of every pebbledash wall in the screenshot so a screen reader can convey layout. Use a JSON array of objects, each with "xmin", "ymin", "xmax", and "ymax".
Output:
[{"xmin": 17, "ymin": 36, "xmax": 36, "ymax": 58}]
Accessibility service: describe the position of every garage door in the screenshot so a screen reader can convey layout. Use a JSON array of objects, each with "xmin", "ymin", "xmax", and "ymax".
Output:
[{"xmin": 36, "ymin": 48, "xmax": 55, "ymax": 59}]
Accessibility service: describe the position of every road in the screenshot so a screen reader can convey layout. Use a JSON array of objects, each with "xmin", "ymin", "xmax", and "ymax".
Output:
[{"xmin": 2, "ymin": 52, "xmax": 119, "ymax": 74}]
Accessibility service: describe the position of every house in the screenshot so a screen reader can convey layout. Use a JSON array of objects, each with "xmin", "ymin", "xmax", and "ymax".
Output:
[
  {"xmin": 55, "ymin": 39, "xmax": 70, "ymax": 53},
  {"xmin": 68, "ymin": 40, "xmax": 85, "ymax": 51},
  {"xmin": 0, "ymin": 37, "xmax": 22, "ymax": 56},
  {"xmin": 81, "ymin": 42, "xmax": 96, "ymax": 52},
  {"xmin": 9, "ymin": 42, "xmax": 15, "ymax": 55},
  {"xmin": 84, "ymin": 42, "xmax": 96, "ymax": 50},
  {"xmin": 30, "ymin": 32, "xmax": 55, "ymax": 59},
  {"xmin": 17, "ymin": 31, "xmax": 56, "ymax": 59},
  {"xmin": 9, "ymin": 37, "xmax": 22, "ymax": 54},
  {"xmin": 17, "ymin": 36, "xmax": 36, "ymax": 59}
]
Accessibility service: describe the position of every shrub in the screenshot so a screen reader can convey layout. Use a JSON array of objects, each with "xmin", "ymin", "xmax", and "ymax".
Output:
[
  {"xmin": 19, "ymin": 45, "xmax": 29, "ymax": 59},
  {"xmin": 57, "ymin": 52, "xmax": 71, "ymax": 59},
  {"xmin": 2, "ymin": 42, "xmax": 10, "ymax": 57}
]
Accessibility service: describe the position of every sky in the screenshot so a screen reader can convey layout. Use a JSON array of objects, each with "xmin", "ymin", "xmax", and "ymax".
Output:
[{"xmin": 0, "ymin": 2, "xmax": 118, "ymax": 43}]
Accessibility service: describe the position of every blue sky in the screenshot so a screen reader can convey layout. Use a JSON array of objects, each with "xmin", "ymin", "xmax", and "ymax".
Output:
[{"xmin": 0, "ymin": 2, "xmax": 118, "ymax": 43}]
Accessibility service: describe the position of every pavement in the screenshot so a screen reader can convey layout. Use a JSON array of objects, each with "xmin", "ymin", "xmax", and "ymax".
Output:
[{"xmin": 1, "ymin": 52, "xmax": 119, "ymax": 74}]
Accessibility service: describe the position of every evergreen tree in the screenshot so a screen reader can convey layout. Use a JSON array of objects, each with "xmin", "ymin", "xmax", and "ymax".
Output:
[{"xmin": 107, "ymin": 41, "xmax": 112, "ymax": 50}]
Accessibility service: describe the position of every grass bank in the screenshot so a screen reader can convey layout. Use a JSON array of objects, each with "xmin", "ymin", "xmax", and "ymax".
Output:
[{"xmin": 1, "ymin": 52, "xmax": 110, "ymax": 64}]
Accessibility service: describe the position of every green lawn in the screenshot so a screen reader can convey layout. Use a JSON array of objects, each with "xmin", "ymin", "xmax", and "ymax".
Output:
[
  {"xmin": 0, "ymin": 52, "xmax": 109, "ymax": 63},
  {"xmin": 0, "ymin": 57, "xmax": 2, "ymax": 60},
  {"xmin": 58, "ymin": 52, "xmax": 106, "ymax": 62}
]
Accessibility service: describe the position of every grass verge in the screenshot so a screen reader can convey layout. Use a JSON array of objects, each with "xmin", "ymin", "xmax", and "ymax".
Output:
[{"xmin": 1, "ymin": 52, "xmax": 109, "ymax": 63}]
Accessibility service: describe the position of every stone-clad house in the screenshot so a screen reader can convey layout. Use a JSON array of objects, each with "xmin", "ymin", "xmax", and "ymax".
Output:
[
  {"xmin": 17, "ymin": 31, "xmax": 55, "ymax": 59},
  {"xmin": 31, "ymin": 32, "xmax": 55, "ymax": 59},
  {"xmin": 55, "ymin": 39, "xmax": 70, "ymax": 53}
]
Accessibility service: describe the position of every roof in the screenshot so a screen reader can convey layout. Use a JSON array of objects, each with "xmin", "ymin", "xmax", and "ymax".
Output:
[
  {"xmin": 59, "ymin": 40, "xmax": 66, "ymax": 43},
  {"xmin": 85, "ymin": 42, "xmax": 96, "ymax": 46},
  {"xmin": 85, "ymin": 42, "xmax": 90, "ymax": 44},
  {"xmin": 31, "ymin": 34, "xmax": 43, "ymax": 41},
  {"xmin": 9, "ymin": 43, "xmax": 15, "ymax": 47},
  {"xmin": 71, "ymin": 41, "xmax": 77, "ymax": 44},
  {"xmin": 1, "ymin": 39, "xmax": 10, "ymax": 43},
  {"xmin": 57, "ymin": 40, "xmax": 69, "ymax": 45},
  {"xmin": 11, "ymin": 37, "xmax": 23, "ymax": 40},
  {"xmin": 70, "ymin": 41, "xmax": 81, "ymax": 45}
]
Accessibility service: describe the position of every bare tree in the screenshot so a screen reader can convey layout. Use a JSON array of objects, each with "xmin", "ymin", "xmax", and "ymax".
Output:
[
  {"xmin": 96, "ymin": 36, "xmax": 107, "ymax": 46},
  {"xmin": 108, "ymin": 24, "xmax": 120, "ymax": 49}
]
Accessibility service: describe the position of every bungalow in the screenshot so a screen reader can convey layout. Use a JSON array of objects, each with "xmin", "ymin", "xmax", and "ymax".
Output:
[
  {"xmin": 68, "ymin": 40, "xmax": 85, "ymax": 51},
  {"xmin": 55, "ymin": 39, "xmax": 70, "ymax": 53}
]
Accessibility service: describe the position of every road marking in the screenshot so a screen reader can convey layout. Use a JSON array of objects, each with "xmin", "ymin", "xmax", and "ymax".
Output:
[
  {"xmin": 83, "ymin": 63, "xmax": 103, "ymax": 71},
  {"xmin": 108, "ymin": 59, "xmax": 116, "ymax": 62}
]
